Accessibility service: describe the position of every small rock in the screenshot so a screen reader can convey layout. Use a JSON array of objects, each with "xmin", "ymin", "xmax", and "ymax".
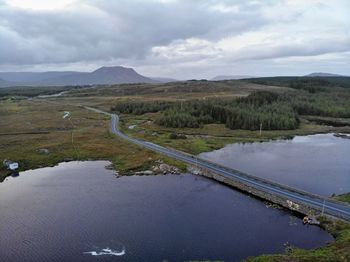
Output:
[
  {"xmin": 187, "ymin": 165, "xmax": 201, "ymax": 175},
  {"xmin": 38, "ymin": 148, "xmax": 50, "ymax": 154},
  {"xmin": 135, "ymin": 170, "xmax": 154, "ymax": 175},
  {"xmin": 159, "ymin": 163, "xmax": 170, "ymax": 172},
  {"xmin": 105, "ymin": 164, "xmax": 114, "ymax": 170}
]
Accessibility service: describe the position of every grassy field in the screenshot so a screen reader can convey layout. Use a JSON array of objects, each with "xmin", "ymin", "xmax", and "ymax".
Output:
[
  {"xmin": 0, "ymin": 98, "xmax": 185, "ymax": 181},
  {"xmin": 2, "ymin": 81, "xmax": 267, "ymax": 180}
]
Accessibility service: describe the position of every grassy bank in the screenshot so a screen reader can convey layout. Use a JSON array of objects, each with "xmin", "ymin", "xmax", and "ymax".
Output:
[{"xmin": 333, "ymin": 193, "xmax": 350, "ymax": 204}]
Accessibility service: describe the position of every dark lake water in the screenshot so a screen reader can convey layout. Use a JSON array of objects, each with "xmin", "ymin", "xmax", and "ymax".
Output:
[
  {"xmin": 0, "ymin": 161, "xmax": 333, "ymax": 262},
  {"xmin": 199, "ymin": 133, "xmax": 350, "ymax": 197}
]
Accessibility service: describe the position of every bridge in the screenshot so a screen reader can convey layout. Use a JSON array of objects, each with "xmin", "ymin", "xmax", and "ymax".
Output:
[{"xmin": 86, "ymin": 107, "xmax": 350, "ymax": 221}]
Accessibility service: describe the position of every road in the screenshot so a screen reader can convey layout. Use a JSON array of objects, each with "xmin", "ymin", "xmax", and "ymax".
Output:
[{"xmin": 87, "ymin": 107, "xmax": 350, "ymax": 221}]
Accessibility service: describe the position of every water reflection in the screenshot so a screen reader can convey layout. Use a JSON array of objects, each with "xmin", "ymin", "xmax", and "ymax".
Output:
[
  {"xmin": 0, "ymin": 161, "xmax": 333, "ymax": 261},
  {"xmin": 199, "ymin": 133, "xmax": 350, "ymax": 196}
]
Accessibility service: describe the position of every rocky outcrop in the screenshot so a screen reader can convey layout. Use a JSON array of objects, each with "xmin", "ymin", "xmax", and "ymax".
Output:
[
  {"xmin": 133, "ymin": 161, "xmax": 181, "ymax": 176},
  {"xmin": 152, "ymin": 163, "xmax": 180, "ymax": 175}
]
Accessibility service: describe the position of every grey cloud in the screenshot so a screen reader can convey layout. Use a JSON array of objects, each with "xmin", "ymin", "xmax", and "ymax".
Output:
[
  {"xmin": 0, "ymin": 0, "xmax": 276, "ymax": 66},
  {"xmin": 0, "ymin": 0, "xmax": 348, "ymax": 78},
  {"xmin": 228, "ymin": 38, "xmax": 350, "ymax": 62}
]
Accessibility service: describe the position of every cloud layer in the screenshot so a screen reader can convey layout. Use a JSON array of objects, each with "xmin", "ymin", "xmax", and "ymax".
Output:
[{"xmin": 0, "ymin": 0, "xmax": 349, "ymax": 78}]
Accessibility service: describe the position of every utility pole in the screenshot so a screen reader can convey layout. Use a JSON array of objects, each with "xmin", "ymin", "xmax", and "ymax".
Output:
[
  {"xmin": 67, "ymin": 115, "xmax": 79, "ymax": 160},
  {"xmin": 321, "ymin": 199, "xmax": 326, "ymax": 216}
]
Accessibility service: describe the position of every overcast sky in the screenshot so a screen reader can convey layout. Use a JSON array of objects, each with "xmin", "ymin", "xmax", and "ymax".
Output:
[{"xmin": 0, "ymin": 0, "xmax": 349, "ymax": 79}]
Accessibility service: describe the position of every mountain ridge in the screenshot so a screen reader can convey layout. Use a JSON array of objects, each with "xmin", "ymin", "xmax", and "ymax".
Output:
[
  {"xmin": 0, "ymin": 66, "xmax": 157, "ymax": 87},
  {"xmin": 305, "ymin": 72, "xmax": 348, "ymax": 77}
]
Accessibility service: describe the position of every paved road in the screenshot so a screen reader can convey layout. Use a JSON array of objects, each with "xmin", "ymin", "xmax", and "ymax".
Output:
[{"xmin": 88, "ymin": 107, "xmax": 350, "ymax": 221}]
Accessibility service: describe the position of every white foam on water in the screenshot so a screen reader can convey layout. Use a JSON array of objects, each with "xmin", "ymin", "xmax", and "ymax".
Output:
[{"xmin": 84, "ymin": 247, "xmax": 125, "ymax": 256}]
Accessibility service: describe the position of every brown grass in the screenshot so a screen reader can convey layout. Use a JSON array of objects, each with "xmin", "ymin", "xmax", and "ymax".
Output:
[{"xmin": 0, "ymin": 99, "xmax": 181, "ymax": 181}]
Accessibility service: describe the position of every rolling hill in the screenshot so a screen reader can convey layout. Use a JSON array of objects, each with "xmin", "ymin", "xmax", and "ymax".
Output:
[
  {"xmin": 305, "ymin": 72, "xmax": 347, "ymax": 77},
  {"xmin": 211, "ymin": 75, "xmax": 256, "ymax": 81}
]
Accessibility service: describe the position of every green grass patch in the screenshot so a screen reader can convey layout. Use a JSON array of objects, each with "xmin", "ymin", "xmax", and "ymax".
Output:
[{"xmin": 333, "ymin": 193, "xmax": 350, "ymax": 204}]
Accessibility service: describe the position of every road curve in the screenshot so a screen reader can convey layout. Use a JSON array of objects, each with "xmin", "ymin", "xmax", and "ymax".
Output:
[{"xmin": 86, "ymin": 107, "xmax": 350, "ymax": 221}]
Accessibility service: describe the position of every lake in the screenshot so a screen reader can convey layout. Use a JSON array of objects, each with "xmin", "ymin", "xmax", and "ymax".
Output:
[
  {"xmin": 0, "ymin": 161, "xmax": 332, "ymax": 261},
  {"xmin": 199, "ymin": 133, "xmax": 350, "ymax": 196}
]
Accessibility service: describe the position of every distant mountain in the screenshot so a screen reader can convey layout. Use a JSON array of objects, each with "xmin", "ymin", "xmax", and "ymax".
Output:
[
  {"xmin": 0, "ymin": 78, "xmax": 16, "ymax": 88},
  {"xmin": 0, "ymin": 78, "xmax": 6, "ymax": 87},
  {"xmin": 150, "ymin": 77, "xmax": 179, "ymax": 83},
  {"xmin": 0, "ymin": 66, "xmax": 157, "ymax": 87},
  {"xmin": 305, "ymin": 72, "xmax": 347, "ymax": 77},
  {"xmin": 211, "ymin": 75, "xmax": 256, "ymax": 81},
  {"xmin": 42, "ymin": 66, "xmax": 158, "ymax": 86},
  {"xmin": 0, "ymin": 71, "xmax": 81, "ymax": 83}
]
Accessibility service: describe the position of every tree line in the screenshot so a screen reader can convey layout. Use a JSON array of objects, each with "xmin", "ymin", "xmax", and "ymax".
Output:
[
  {"xmin": 111, "ymin": 101, "xmax": 175, "ymax": 115},
  {"xmin": 111, "ymin": 89, "xmax": 350, "ymax": 130}
]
